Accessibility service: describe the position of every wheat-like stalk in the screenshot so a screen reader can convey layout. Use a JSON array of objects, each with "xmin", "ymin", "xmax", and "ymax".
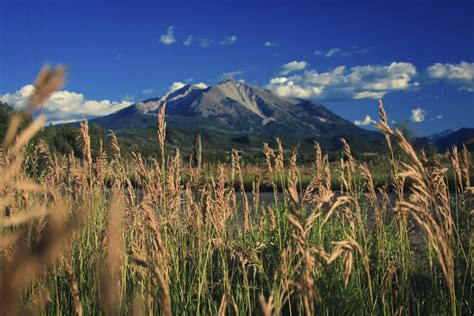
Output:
[{"xmin": 157, "ymin": 103, "xmax": 167, "ymax": 167}]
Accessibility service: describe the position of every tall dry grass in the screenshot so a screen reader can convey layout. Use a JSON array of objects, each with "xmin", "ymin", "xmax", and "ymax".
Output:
[{"xmin": 0, "ymin": 69, "xmax": 472, "ymax": 315}]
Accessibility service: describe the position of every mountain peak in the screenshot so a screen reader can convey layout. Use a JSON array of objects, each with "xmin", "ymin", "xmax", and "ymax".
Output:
[
  {"xmin": 92, "ymin": 79, "xmax": 384, "ymax": 152},
  {"xmin": 135, "ymin": 83, "xmax": 207, "ymax": 114},
  {"xmin": 218, "ymin": 78, "xmax": 240, "ymax": 85},
  {"xmin": 127, "ymin": 79, "xmax": 342, "ymax": 130}
]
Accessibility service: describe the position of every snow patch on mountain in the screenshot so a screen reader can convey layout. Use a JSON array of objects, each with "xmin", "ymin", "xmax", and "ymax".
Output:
[{"xmin": 136, "ymin": 83, "xmax": 208, "ymax": 114}]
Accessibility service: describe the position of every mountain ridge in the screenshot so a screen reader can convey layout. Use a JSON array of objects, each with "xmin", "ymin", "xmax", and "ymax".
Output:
[
  {"xmin": 90, "ymin": 79, "xmax": 385, "ymax": 153},
  {"xmin": 435, "ymin": 128, "xmax": 474, "ymax": 151},
  {"xmin": 427, "ymin": 129, "xmax": 455, "ymax": 143}
]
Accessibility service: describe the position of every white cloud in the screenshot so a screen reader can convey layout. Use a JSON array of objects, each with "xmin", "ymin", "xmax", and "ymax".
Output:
[
  {"xmin": 269, "ymin": 77, "xmax": 288, "ymax": 85},
  {"xmin": 315, "ymin": 48, "xmax": 341, "ymax": 57},
  {"xmin": 169, "ymin": 82, "xmax": 187, "ymax": 92},
  {"xmin": 0, "ymin": 85, "xmax": 35, "ymax": 109},
  {"xmin": 315, "ymin": 47, "xmax": 369, "ymax": 58},
  {"xmin": 264, "ymin": 41, "xmax": 279, "ymax": 47},
  {"xmin": 199, "ymin": 38, "xmax": 213, "ymax": 48},
  {"xmin": 437, "ymin": 115, "xmax": 443, "ymax": 119},
  {"xmin": 426, "ymin": 61, "xmax": 474, "ymax": 92},
  {"xmin": 168, "ymin": 81, "xmax": 208, "ymax": 93},
  {"xmin": 219, "ymin": 35, "xmax": 237, "ymax": 45},
  {"xmin": 280, "ymin": 61, "xmax": 307, "ymax": 75},
  {"xmin": 142, "ymin": 88, "xmax": 156, "ymax": 94},
  {"xmin": 268, "ymin": 62, "xmax": 417, "ymax": 101},
  {"xmin": 0, "ymin": 85, "xmax": 132, "ymax": 124},
  {"xmin": 411, "ymin": 108, "xmax": 426, "ymax": 122},
  {"xmin": 354, "ymin": 115, "xmax": 375, "ymax": 126},
  {"xmin": 221, "ymin": 70, "xmax": 244, "ymax": 79},
  {"xmin": 193, "ymin": 82, "xmax": 208, "ymax": 89},
  {"xmin": 160, "ymin": 25, "xmax": 176, "ymax": 45},
  {"xmin": 183, "ymin": 34, "xmax": 193, "ymax": 46}
]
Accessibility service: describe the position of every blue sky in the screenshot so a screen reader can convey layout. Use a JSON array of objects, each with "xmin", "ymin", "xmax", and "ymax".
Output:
[{"xmin": 1, "ymin": 0, "xmax": 473, "ymax": 135}]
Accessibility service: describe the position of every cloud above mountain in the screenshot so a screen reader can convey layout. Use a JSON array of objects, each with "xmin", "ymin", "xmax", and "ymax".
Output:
[
  {"xmin": 181, "ymin": 35, "xmax": 215, "ymax": 48},
  {"xmin": 199, "ymin": 38, "xmax": 213, "ymax": 48},
  {"xmin": 0, "ymin": 85, "xmax": 132, "ymax": 124},
  {"xmin": 264, "ymin": 41, "xmax": 279, "ymax": 47},
  {"xmin": 183, "ymin": 35, "xmax": 193, "ymax": 46},
  {"xmin": 314, "ymin": 47, "xmax": 369, "ymax": 58},
  {"xmin": 427, "ymin": 61, "xmax": 474, "ymax": 92},
  {"xmin": 269, "ymin": 62, "xmax": 418, "ymax": 100},
  {"xmin": 219, "ymin": 35, "xmax": 237, "ymax": 45},
  {"xmin": 168, "ymin": 81, "xmax": 208, "ymax": 93},
  {"xmin": 160, "ymin": 26, "xmax": 176, "ymax": 45},
  {"xmin": 280, "ymin": 61, "xmax": 308, "ymax": 75},
  {"xmin": 354, "ymin": 115, "xmax": 375, "ymax": 126},
  {"xmin": 411, "ymin": 108, "xmax": 426, "ymax": 122}
]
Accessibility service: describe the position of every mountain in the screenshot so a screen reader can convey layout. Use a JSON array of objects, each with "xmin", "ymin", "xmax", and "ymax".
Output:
[
  {"xmin": 435, "ymin": 128, "xmax": 474, "ymax": 151},
  {"xmin": 91, "ymin": 79, "xmax": 385, "ymax": 153},
  {"xmin": 427, "ymin": 129, "xmax": 455, "ymax": 143}
]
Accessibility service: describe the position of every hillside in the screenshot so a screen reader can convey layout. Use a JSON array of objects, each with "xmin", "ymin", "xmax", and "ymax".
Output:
[{"xmin": 435, "ymin": 128, "xmax": 474, "ymax": 151}]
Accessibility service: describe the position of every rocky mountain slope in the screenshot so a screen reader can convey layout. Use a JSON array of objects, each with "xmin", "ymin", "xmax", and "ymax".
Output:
[{"xmin": 91, "ymin": 79, "xmax": 385, "ymax": 153}]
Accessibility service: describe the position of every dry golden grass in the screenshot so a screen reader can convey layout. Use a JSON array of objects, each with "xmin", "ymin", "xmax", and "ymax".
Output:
[{"xmin": 0, "ymin": 69, "xmax": 472, "ymax": 315}]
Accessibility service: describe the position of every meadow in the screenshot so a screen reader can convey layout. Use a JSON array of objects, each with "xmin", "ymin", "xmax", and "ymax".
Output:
[{"xmin": 0, "ymin": 67, "xmax": 472, "ymax": 315}]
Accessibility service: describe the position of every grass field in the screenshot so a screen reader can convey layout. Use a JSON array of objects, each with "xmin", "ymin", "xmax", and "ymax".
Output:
[{"xmin": 0, "ymin": 67, "xmax": 472, "ymax": 315}]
